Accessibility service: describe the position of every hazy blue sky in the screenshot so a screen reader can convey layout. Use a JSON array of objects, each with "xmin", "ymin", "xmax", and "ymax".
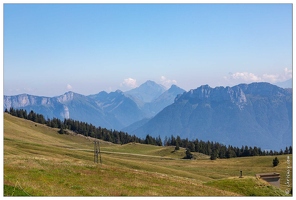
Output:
[{"xmin": 4, "ymin": 3, "xmax": 292, "ymax": 96}]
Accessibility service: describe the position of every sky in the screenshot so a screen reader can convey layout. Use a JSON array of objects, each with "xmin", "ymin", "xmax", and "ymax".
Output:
[{"xmin": 3, "ymin": 3, "xmax": 293, "ymax": 97}]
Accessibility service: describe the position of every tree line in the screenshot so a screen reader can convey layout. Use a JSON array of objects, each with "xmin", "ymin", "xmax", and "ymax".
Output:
[
  {"xmin": 6, "ymin": 108, "xmax": 162, "ymax": 146},
  {"xmin": 6, "ymin": 108, "xmax": 292, "ymax": 160},
  {"xmin": 164, "ymin": 134, "xmax": 292, "ymax": 160}
]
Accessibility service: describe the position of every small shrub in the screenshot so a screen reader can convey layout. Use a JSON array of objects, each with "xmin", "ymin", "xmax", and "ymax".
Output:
[{"xmin": 58, "ymin": 128, "xmax": 65, "ymax": 134}]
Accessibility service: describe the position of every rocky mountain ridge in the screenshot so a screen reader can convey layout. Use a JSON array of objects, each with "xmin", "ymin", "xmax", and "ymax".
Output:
[
  {"xmin": 4, "ymin": 81, "xmax": 185, "ymax": 130},
  {"xmin": 130, "ymin": 82, "xmax": 292, "ymax": 150}
]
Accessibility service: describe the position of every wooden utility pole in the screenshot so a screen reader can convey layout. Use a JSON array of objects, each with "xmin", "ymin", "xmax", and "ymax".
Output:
[
  {"xmin": 94, "ymin": 139, "xmax": 102, "ymax": 164},
  {"xmin": 94, "ymin": 140, "xmax": 98, "ymax": 163},
  {"xmin": 98, "ymin": 140, "xmax": 102, "ymax": 164}
]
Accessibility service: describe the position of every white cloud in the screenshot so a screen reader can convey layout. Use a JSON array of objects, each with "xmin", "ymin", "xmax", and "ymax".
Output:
[
  {"xmin": 66, "ymin": 84, "xmax": 72, "ymax": 90},
  {"xmin": 226, "ymin": 72, "xmax": 261, "ymax": 82},
  {"xmin": 160, "ymin": 76, "xmax": 177, "ymax": 88},
  {"xmin": 224, "ymin": 68, "xmax": 292, "ymax": 84},
  {"xmin": 284, "ymin": 67, "xmax": 292, "ymax": 78},
  {"xmin": 120, "ymin": 78, "xmax": 137, "ymax": 89}
]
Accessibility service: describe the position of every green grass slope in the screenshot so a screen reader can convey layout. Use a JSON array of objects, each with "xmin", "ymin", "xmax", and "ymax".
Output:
[{"xmin": 3, "ymin": 113, "xmax": 291, "ymax": 196}]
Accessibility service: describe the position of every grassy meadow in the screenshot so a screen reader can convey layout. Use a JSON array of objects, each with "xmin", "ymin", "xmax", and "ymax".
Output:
[{"xmin": 3, "ymin": 113, "xmax": 292, "ymax": 196}]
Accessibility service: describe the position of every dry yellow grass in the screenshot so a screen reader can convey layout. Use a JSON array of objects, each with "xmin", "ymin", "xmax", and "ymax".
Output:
[{"xmin": 3, "ymin": 113, "xmax": 291, "ymax": 196}]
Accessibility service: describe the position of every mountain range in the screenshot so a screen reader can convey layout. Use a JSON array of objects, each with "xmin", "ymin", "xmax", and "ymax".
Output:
[
  {"xmin": 129, "ymin": 82, "xmax": 292, "ymax": 150},
  {"xmin": 4, "ymin": 81, "xmax": 292, "ymax": 150},
  {"xmin": 4, "ymin": 81, "xmax": 185, "ymax": 130}
]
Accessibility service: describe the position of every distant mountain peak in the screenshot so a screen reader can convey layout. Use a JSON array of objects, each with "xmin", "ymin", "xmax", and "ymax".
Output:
[
  {"xmin": 61, "ymin": 91, "xmax": 86, "ymax": 98},
  {"xmin": 167, "ymin": 84, "xmax": 185, "ymax": 93},
  {"xmin": 63, "ymin": 91, "xmax": 75, "ymax": 95},
  {"xmin": 140, "ymin": 80, "xmax": 166, "ymax": 89},
  {"xmin": 125, "ymin": 80, "xmax": 167, "ymax": 103},
  {"xmin": 169, "ymin": 84, "xmax": 180, "ymax": 90},
  {"xmin": 143, "ymin": 80, "xmax": 158, "ymax": 85},
  {"xmin": 114, "ymin": 89, "xmax": 123, "ymax": 94},
  {"xmin": 98, "ymin": 91, "xmax": 108, "ymax": 95},
  {"xmin": 57, "ymin": 91, "xmax": 75, "ymax": 103},
  {"xmin": 200, "ymin": 84, "xmax": 210, "ymax": 88},
  {"xmin": 65, "ymin": 90, "xmax": 73, "ymax": 93}
]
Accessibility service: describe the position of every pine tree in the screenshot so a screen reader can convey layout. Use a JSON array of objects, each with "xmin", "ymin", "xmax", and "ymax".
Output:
[
  {"xmin": 175, "ymin": 140, "xmax": 180, "ymax": 150},
  {"xmin": 188, "ymin": 142, "xmax": 195, "ymax": 152},
  {"xmin": 284, "ymin": 147, "xmax": 289, "ymax": 154},
  {"xmin": 184, "ymin": 148, "xmax": 193, "ymax": 159},
  {"xmin": 164, "ymin": 136, "xmax": 168, "ymax": 146},
  {"xmin": 273, "ymin": 157, "xmax": 279, "ymax": 167},
  {"xmin": 210, "ymin": 150, "xmax": 217, "ymax": 160},
  {"xmin": 58, "ymin": 127, "xmax": 65, "ymax": 134},
  {"xmin": 9, "ymin": 107, "xmax": 16, "ymax": 116},
  {"xmin": 289, "ymin": 146, "xmax": 292, "ymax": 154},
  {"xmin": 156, "ymin": 135, "xmax": 162, "ymax": 146}
]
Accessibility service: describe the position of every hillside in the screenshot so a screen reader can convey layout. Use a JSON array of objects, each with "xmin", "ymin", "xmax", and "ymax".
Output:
[{"xmin": 4, "ymin": 114, "xmax": 290, "ymax": 196}]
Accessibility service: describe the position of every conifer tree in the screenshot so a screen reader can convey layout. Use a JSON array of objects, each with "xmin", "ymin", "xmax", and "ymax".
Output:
[
  {"xmin": 184, "ymin": 148, "xmax": 193, "ymax": 159},
  {"xmin": 175, "ymin": 140, "xmax": 180, "ymax": 150},
  {"xmin": 210, "ymin": 150, "xmax": 217, "ymax": 160},
  {"xmin": 58, "ymin": 127, "xmax": 65, "ymax": 134},
  {"xmin": 289, "ymin": 146, "xmax": 292, "ymax": 154},
  {"xmin": 273, "ymin": 157, "xmax": 279, "ymax": 167}
]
